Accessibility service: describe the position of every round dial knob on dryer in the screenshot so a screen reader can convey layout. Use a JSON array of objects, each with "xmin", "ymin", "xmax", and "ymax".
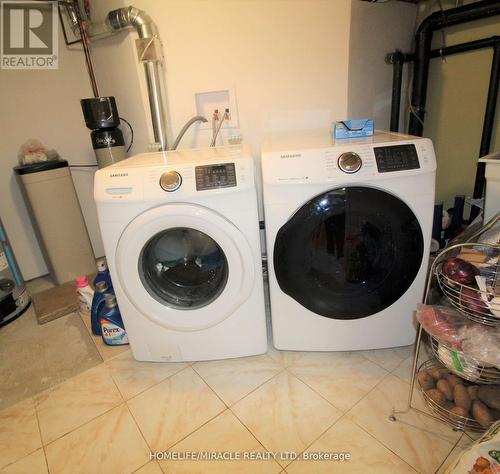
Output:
[
  {"xmin": 159, "ymin": 171, "xmax": 182, "ymax": 192},
  {"xmin": 338, "ymin": 152, "xmax": 362, "ymax": 173}
]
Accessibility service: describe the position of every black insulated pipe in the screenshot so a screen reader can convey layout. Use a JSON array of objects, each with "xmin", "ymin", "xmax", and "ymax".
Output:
[
  {"xmin": 387, "ymin": 51, "xmax": 405, "ymax": 132},
  {"xmin": 429, "ymin": 35, "xmax": 500, "ymax": 58},
  {"xmin": 409, "ymin": 0, "xmax": 500, "ymax": 136},
  {"xmin": 479, "ymin": 43, "xmax": 500, "ymax": 160}
]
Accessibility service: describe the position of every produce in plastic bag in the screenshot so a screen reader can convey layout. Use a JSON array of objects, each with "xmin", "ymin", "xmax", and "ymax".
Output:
[
  {"xmin": 459, "ymin": 325, "xmax": 500, "ymax": 369},
  {"xmin": 416, "ymin": 304, "xmax": 470, "ymax": 349},
  {"xmin": 436, "ymin": 343, "xmax": 482, "ymax": 381}
]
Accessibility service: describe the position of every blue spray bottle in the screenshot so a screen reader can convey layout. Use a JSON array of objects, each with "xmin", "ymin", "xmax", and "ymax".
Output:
[
  {"xmin": 90, "ymin": 281, "xmax": 110, "ymax": 335},
  {"xmin": 100, "ymin": 294, "xmax": 129, "ymax": 346},
  {"xmin": 93, "ymin": 258, "xmax": 113, "ymax": 291}
]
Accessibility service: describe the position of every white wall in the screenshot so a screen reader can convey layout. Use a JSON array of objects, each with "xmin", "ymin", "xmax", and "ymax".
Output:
[
  {"xmin": 348, "ymin": 1, "xmax": 417, "ymax": 130},
  {"xmin": 96, "ymin": 0, "xmax": 353, "ymax": 152},
  {"xmin": 0, "ymin": 21, "xmax": 104, "ymax": 280},
  {"xmin": 1, "ymin": 0, "xmax": 416, "ymax": 280}
]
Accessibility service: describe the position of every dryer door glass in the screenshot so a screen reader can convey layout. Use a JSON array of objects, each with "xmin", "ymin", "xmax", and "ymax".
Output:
[
  {"xmin": 139, "ymin": 227, "xmax": 228, "ymax": 309},
  {"xmin": 274, "ymin": 187, "xmax": 424, "ymax": 320}
]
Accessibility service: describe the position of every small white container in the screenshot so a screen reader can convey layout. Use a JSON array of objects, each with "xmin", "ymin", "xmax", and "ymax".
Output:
[{"xmin": 76, "ymin": 275, "xmax": 94, "ymax": 317}]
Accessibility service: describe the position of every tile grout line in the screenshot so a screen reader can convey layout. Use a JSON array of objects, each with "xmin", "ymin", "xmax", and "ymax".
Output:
[
  {"xmin": 282, "ymin": 366, "xmax": 353, "ymax": 413},
  {"xmin": 433, "ymin": 432, "xmax": 466, "ymax": 474},
  {"xmin": 284, "ymin": 413, "xmax": 347, "ymax": 470},
  {"xmin": 341, "ymin": 370, "xmax": 394, "ymax": 416},
  {"xmin": 228, "ymin": 405, "xmax": 288, "ymax": 468},
  {"xmin": 346, "ymin": 372, "xmax": 460, "ymax": 473},
  {"xmin": 348, "ymin": 414, "xmax": 421, "ymax": 473},
  {"xmin": 124, "ymin": 364, "xmax": 192, "ymax": 406},
  {"xmin": 122, "ymin": 400, "xmax": 158, "ymax": 473},
  {"xmin": 191, "ymin": 358, "xmax": 285, "ymax": 408},
  {"xmin": 31, "ymin": 364, "xmax": 125, "ymax": 448},
  {"xmin": 35, "ymin": 386, "xmax": 124, "ymax": 450},
  {"xmin": 106, "ymin": 358, "xmax": 188, "ymax": 402},
  {"xmin": 190, "ymin": 363, "xmax": 231, "ymax": 409},
  {"xmin": 228, "ymin": 368, "xmax": 346, "ymax": 470},
  {"xmin": 124, "ymin": 366, "xmax": 226, "ymax": 462},
  {"xmin": 0, "ymin": 398, "xmax": 50, "ymax": 472},
  {"xmin": 33, "ymin": 397, "xmax": 51, "ymax": 474},
  {"xmin": 360, "ymin": 349, "xmax": 412, "ymax": 373},
  {"xmin": 145, "ymin": 407, "xmax": 232, "ymax": 463}
]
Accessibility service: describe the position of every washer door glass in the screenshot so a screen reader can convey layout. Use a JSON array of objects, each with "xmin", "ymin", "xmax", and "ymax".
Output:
[
  {"xmin": 140, "ymin": 227, "xmax": 228, "ymax": 309},
  {"xmin": 273, "ymin": 187, "xmax": 424, "ymax": 320}
]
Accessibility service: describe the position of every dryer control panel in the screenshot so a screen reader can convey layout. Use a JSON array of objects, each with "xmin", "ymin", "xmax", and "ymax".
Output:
[
  {"xmin": 261, "ymin": 130, "xmax": 437, "ymax": 186},
  {"xmin": 374, "ymin": 144, "xmax": 420, "ymax": 173},
  {"xmin": 195, "ymin": 163, "xmax": 237, "ymax": 191},
  {"xmin": 94, "ymin": 147, "xmax": 254, "ymax": 203}
]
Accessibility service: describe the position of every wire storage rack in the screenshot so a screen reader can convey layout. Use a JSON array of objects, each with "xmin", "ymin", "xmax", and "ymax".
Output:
[
  {"xmin": 390, "ymin": 214, "xmax": 500, "ymax": 438},
  {"xmin": 417, "ymin": 360, "xmax": 493, "ymax": 433}
]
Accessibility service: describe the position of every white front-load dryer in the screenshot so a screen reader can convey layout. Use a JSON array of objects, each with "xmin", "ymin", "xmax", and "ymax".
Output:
[
  {"xmin": 262, "ymin": 130, "xmax": 436, "ymax": 351},
  {"xmin": 94, "ymin": 146, "xmax": 267, "ymax": 362}
]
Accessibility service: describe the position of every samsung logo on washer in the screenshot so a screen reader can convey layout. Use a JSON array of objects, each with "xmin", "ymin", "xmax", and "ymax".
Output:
[
  {"xmin": 280, "ymin": 153, "xmax": 301, "ymax": 159},
  {"xmin": 109, "ymin": 173, "xmax": 128, "ymax": 178}
]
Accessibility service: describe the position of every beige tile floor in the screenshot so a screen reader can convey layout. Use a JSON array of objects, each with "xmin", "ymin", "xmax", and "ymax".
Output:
[
  {"xmin": 0, "ymin": 334, "xmax": 470, "ymax": 474},
  {"xmin": 3, "ymin": 275, "xmax": 470, "ymax": 473}
]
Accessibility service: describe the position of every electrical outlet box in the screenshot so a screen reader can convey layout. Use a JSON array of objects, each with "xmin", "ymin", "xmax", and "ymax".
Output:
[{"xmin": 195, "ymin": 88, "xmax": 238, "ymax": 129}]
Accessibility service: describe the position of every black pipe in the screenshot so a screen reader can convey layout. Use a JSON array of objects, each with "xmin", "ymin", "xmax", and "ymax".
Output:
[
  {"xmin": 390, "ymin": 36, "xmax": 499, "ymax": 63},
  {"xmin": 479, "ymin": 43, "xmax": 500, "ymax": 159},
  {"xmin": 387, "ymin": 51, "xmax": 405, "ymax": 132},
  {"xmin": 470, "ymin": 43, "xmax": 500, "ymax": 220},
  {"xmin": 430, "ymin": 35, "xmax": 500, "ymax": 58},
  {"xmin": 409, "ymin": 0, "xmax": 500, "ymax": 136},
  {"xmin": 388, "ymin": 38, "xmax": 499, "ymax": 133}
]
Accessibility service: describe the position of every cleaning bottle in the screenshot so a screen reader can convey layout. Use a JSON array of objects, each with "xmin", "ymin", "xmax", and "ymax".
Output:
[
  {"xmin": 76, "ymin": 276, "xmax": 94, "ymax": 317},
  {"xmin": 100, "ymin": 294, "xmax": 128, "ymax": 346},
  {"xmin": 93, "ymin": 258, "xmax": 113, "ymax": 290},
  {"xmin": 90, "ymin": 281, "xmax": 111, "ymax": 336}
]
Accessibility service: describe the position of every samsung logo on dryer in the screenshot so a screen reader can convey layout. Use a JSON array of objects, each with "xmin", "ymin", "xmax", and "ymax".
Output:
[
  {"xmin": 109, "ymin": 173, "xmax": 128, "ymax": 178},
  {"xmin": 279, "ymin": 153, "xmax": 301, "ymax": 159}
]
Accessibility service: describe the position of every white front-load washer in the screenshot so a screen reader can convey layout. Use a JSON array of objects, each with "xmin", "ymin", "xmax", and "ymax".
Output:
[
  {"xmin": 94, "ymin": 146, "xmax": 267, "ymax": 362},
  {"xmin": 262, "ymin": 130, "xmax": 436, "ymax": 351}
]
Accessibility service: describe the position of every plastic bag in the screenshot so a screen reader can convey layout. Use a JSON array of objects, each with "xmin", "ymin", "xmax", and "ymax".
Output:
[
  {"xmin": 445, "ymin": 420, "xmax": 500, "ymax": 473},
  {"xmin": 416, "ymin": 304, "xmax": 470, "ymax": 349},
  {"xmin": 17, "ymin": 139, "xmax": 59, "ymax": 165},
  {"xmin": 459, "ymin": 324, "xmax": 500, "ymax": 369}
]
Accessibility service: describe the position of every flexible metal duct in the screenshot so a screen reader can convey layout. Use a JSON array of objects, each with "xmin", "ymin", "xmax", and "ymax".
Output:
[{"xmin": 107, "ymin": 7, "xmax": 169, "ymax": 150}]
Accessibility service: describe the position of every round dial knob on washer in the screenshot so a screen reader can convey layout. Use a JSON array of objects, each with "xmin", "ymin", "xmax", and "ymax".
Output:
[
  {"xmin": 159, "ymin": 171, "xmax": 182, "ymax": 192},
  {"xmin": 338, "ymin": 152, "xmax": 362, "ymax": 173}
]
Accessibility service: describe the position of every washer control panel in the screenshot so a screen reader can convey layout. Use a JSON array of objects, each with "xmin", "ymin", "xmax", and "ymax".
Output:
[
  {"xmin": 374, "ymin": 144, "xmax": 420, "ymax": 173},
  {"xmin": 338, "ymin": 152, "xmax": 362, "ymax": 174},
  {"xmin": 195, "ymin": 163, "xmax": 236, "ymax": 191},
  {"xmin": 159, "ymin": 170, "xmax": 182, "ymax": 192}
]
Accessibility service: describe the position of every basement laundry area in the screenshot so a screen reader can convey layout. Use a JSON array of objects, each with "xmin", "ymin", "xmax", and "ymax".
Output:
[{"xmin": 1, "ymin": 1, "xmax": 500, "ymax": 473}]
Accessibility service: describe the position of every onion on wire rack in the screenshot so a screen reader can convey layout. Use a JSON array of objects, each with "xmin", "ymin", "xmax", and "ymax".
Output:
[{"xmin": 436, "ymin": 244, "xmax": 499, "ymax": 326}]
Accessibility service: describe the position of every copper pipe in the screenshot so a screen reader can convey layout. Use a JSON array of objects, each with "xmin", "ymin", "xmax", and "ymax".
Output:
[{"xmin": 73, "ymin": 1, "xmax": 99, "ymax": 98}]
